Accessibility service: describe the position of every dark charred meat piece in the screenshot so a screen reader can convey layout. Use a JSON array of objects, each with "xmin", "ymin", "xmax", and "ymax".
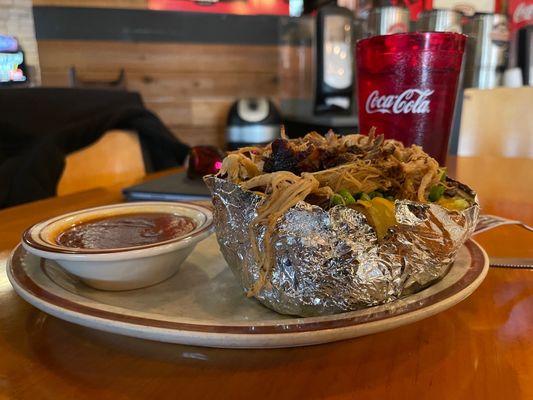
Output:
[
  {"xmin": 318, "ymin": 149, "xmax": 342, "ymax": 169},
  {"xmin": 442, "ymin": 179, "xmax": 459, "ymax": 197},
  {"xmin": 347, "ymin": 134, "xmax": 384, "ymax": 160},
  {"xmin": 304, "ymin": 193, "xmax": 331, "ymax": 209},
  {"xmin": 264, "ymin": 133, "xmax": 392, "ymax": 175},
  {"xmin": 386, "ymin": 164, "xmax": 403, "ymax": 181},
  {"xmin": 296, "ymin": 146, "xmax": 325, "ymax": 172},
  {"xmin": 346, "ymin": 145, "xmax": 365, "ymax": 156},
  {"xmin": 444, "ymin": 188, "xmax": 458, "ymax": 197},
  {"xmin": 263, "ymin": 139, "xmax": 300, "ymax": 174},
  {"xmin": 380, "ymin": 141, "xmax": 397, "ymax": 156},
  {"xmin": 329, "ymin": 152, "xmax": 357, "ymax": 168}
]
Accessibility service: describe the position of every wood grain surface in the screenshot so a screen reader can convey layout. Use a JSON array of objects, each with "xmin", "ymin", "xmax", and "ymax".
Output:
[
  {"xmin": 0, "ymin": 157, "xmax": 532, "ymax": 399},
  {"xmin": 37, "ymin": 40, "xmax": 281, "ymax": 147},
  {"xmin": 32, "ymin": 0, "xmax": 149, "ymax": 8}
]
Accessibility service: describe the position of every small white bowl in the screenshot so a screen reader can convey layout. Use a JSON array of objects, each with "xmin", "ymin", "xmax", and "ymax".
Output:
[{"xmin": 22, "ymin": 202, "xmax": 213, "ymax": 291}]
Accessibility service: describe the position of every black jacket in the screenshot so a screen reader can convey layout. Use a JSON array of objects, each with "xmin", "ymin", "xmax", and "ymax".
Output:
[{"xmin": 0, "ymin": 88, "xmax": 189, "ymax": 208}]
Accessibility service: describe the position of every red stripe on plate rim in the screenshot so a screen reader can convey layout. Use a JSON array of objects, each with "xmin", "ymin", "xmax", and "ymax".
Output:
[{"xmin": 8, "ymin": 240, "xmax": 486, "ymax": 335}]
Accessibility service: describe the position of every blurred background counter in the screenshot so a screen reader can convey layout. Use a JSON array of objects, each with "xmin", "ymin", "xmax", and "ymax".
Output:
[
  {"xmin": 0, "ymin": 0, "xmax": 531, "ymax": 204},
  {"xmin": 1, "ymin": 1, "xmax": 531, "ymax": 149}
]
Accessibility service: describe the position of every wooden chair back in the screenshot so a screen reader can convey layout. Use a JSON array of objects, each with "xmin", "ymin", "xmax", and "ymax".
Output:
[
  {"xmin": 57, "ymin": 130, "xmax": 146, "ymax": 196},
  {"xmin": 457, "ymin": 87, "xmax": 533, "ymax": 158}
]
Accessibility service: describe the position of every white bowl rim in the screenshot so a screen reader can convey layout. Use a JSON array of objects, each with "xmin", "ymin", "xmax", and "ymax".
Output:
[{"xmin": 22, "ymin": 201, "xmax": 214, "ymax": 261}]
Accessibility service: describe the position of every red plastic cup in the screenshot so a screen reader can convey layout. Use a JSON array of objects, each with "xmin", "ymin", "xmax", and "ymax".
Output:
[{"xmin": 356, "ymin": 32, "xmax": 466, "ymax": 165}]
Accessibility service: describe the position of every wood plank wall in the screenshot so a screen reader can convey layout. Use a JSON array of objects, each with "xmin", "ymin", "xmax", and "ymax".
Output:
[
  {"xmin": 33, "ymin": 0, "xmax": 148, "ymax": 9},
  {"xmin": 33, "ymin": 1, "xmax": 286, "ymax": 148},
  {"xmin": 38, "ymin": 40, "xmax": 280, "ymax": 147}
]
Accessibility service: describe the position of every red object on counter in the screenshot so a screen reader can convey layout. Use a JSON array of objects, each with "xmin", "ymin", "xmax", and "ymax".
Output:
[
  {"xmin": 187, "ymin": 146, "xmax": 224, "ymax": 179},
  {"xmin": 356, "ymin": 32, "xmax": 466, "ymax": 165}
]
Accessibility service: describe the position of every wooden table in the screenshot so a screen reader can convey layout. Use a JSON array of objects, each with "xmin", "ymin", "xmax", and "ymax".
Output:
[{"xmin": 0, "ymin": 157, "xmax": 531, "ymax": 400}]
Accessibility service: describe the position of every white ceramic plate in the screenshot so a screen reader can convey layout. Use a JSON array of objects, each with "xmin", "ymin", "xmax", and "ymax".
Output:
[{"xmin": 7, "ymin": 235, "xmax": 488, "ymax": 348}]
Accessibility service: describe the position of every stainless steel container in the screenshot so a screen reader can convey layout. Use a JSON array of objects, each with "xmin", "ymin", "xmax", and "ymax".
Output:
[
  {"xmin": 366, "ymin": 6, "xmax": 410, "ymax": 37},
  {"xmin": 416, "ymin": 9, "xmax": 463, "ymax": 33},
  {"xmin": 338, "ymin": 0, "xmax": 372, "ymax": 19},
  {"xmin": 463, "ymin": 13, "xmax": 510, "ymax": 89}
]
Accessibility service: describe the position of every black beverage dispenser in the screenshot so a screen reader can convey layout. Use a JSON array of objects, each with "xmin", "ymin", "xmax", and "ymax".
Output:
[
  {"xmin": 314, "ymin": 3, "xmax": 355, "ymax": 114},
  {"xmin": 280, "ymin": 2, "xmax": 360, "ymax": 137}
]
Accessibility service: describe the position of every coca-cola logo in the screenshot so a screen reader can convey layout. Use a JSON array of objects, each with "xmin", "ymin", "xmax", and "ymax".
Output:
[
  {"xmin": 513, "ymin": 2, "xmax": 533, "ymax": 24},
  {"xmin": 365, "ymin": 89, "xmax": 434, "ymax": 114}
]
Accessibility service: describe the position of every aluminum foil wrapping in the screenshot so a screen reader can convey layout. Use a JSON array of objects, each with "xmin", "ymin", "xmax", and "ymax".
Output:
[{"xmin": 204, "ymin": 176, "xmax": 480, "ymax": 317}]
